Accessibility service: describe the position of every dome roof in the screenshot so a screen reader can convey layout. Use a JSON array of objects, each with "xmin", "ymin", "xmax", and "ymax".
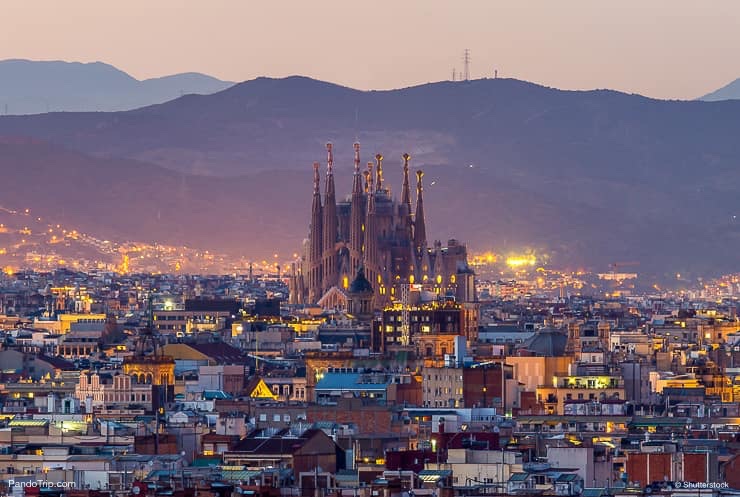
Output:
[{"xmin": 349, "ymin": 266, "xmax": 373, "ymax": 294}]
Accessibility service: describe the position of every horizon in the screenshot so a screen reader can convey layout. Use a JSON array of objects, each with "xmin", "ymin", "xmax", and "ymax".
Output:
[
  {"xmin": 4, "ymin": 0, "xmax": 740, "ymax": 100},
  {"xmin": 0, "ymin": 57, "xmax": 729, "ymax": 103}
]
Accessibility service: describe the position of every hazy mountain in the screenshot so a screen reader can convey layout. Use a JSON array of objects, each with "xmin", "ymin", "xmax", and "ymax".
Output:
[
  {"xmin": 1, "ymin": 76, "xmax": 739, "ymax": 280},
  {"xmin": 0, "ymin": 59, "xmax": 234, "ymax": 114},
  {"xmin": 0, "ymin": 137, "xmax": 302, "ymax": 256},
  {"xmin": 700, "ymin": 78, "xmax": 740, "ymax": 101}
]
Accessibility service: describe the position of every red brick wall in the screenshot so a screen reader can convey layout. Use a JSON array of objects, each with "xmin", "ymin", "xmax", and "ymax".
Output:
[
  {"xmin": 463, "ymin": 367, "xmax": 504, "ymax": 408},
  {"xmin": 683, "ymin": 453, "xmax": 708, "ymax": 483},
  {"xmin": 392, "ymin": 381, "xmax": 422, "ymax": 407},
  {"xmin": 724, "ymin": 455, "xmax": 740, "ymax": 490},
  {"xmin": 626, "ymin": 453, "xmax": 672, "ymax": 486},
  {"xmin": 307, "ymin": 403, "xmax": 392, "ymax": 434},
  {"xmin": 518, "ymin": 391, "xmax": 540, "ymax": 414}
]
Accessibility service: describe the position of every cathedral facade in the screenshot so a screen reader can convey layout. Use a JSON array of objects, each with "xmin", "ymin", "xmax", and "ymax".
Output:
[{"xmin": 293, "ymin": 143, "xmax": 475, "ymax": 309}]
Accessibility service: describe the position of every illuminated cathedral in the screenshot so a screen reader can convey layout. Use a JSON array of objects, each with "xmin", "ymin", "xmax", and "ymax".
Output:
[{"xmin": 291, "ymin": 143, "xmax": 475, "ymax": 310}]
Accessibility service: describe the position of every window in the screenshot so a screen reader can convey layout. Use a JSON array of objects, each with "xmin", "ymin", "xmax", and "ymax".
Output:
[
  {"xmin": 273, "ymin": 414, "xmax": 281, "ymax": 422},
  {"xmin": 284, "ymin": 414, "xmax": 291, "ymax": 422},
  {"xmin": 259, "ymin": 414, "xmax": 267, "ymax": 422}
]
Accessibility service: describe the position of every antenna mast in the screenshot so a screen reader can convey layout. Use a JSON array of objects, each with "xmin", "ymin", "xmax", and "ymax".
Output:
[{"xmin": 463, "ymin": 49, "xmax": 471, "ymax": 81}]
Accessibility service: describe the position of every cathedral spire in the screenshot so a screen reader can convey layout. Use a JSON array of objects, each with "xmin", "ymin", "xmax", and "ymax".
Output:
[
  {"xmin": 401, "ymin": 153, "xmax": 412, "ymax": 209},
  {"xmin": 352, "ymin": 142, "xmax": 363, "ymax": 195},
  {"xmin": 413, "ymin": 170, "xmax": 427, "ymax": 255},
  {"xmin": 375, "ymin": 154, "xmax": 384, "ymax": 192},
  {"xmin": 313, "ymin": 161, "xmax": 321, "ymax": 196},
  {"xmin": 364, "ymin": 162, "xmax": 376, "ymax": 283},
  {"xmin": 308, "ymin": 161, "xmax": 323, "ymax": 303},
  {"xmin": 366, "ymin": 162, "xmax": 375, "ymax": 212},
  {"xmin": 349, "ymin": 143, "xmax": 365, "ymax": 271},
  {"xmin": 325, "ymin": 142, "xmax": 335, "ymax": 198},
  {"xmin": 322, "ymin": 143, "xmax": 338, "ymax": 292}
]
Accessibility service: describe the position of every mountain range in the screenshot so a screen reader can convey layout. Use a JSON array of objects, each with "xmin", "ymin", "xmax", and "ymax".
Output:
[
  {"xmin": 1, "ymin": 76, "xmax": 739, "ymax": 281},
  {"xmin": 701, "ymin": 78, "xmax": 740, "ymax": 101},
  {"xmin": 0, "ymin": 59, "xmax": 234, "ymax": 114}
]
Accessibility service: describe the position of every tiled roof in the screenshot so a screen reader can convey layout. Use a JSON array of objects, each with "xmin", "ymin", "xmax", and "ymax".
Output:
[
  {"xmin": 188, "ymin": 343, "xmax": 247, "ymax": 363},
  {"xmin": 230, "ymin": 428, "xmax": 326, "ymax": 455},
  {"xmin": 556, "ymin": 473, "xmax": 581, "ymax": 482},
  {"xmin": 203, "ymin": 390, "xmax": 232, "ymax": 400},
  {"xmin": 509, "ymin": 473, "xmax": 531, "ymax": 482},
  {"xmin": 37, "ymin": 355, "xmax": 76, "ymax": 370},
  {"xmin": 222, "ymin": 470, "xmax": 262, "ymax": 482}
]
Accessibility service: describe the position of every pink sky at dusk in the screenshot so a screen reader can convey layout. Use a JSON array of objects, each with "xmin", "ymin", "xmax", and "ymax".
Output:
[{"xmin": 3, "ymin": 0, "xmax": 740, "ymax": 100}]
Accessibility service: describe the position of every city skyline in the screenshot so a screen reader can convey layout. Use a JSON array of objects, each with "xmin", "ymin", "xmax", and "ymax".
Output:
[
  {"xmin": 4, "ymin": 0, "xmax": 740, "ymax": 100},
  {"xmin": 3, "ymin": 3, "xmax": 740, "ymax": 496}
]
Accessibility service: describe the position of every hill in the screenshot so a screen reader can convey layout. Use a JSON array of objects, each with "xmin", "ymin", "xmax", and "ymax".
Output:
[
  {"xmin": 0, "ymin": 59, "xmax": 234, "ymax": 114},
  {"xmin": 0, "ymin": 77, "xmax": 739, "ymax": 279},
  {"xmin": 701, "ymin": 78, "xmax": 740, "ymax": 101}
]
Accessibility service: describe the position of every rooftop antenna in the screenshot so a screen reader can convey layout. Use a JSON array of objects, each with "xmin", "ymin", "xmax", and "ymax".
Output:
[
  {"xmin": 452, "ymin": 68, "xmax": 456, "ymax": 82},
  {"xmin": 463, "ymin": 49, "xmax": 471, "ymax": 81},
  {"xmin": 494, "ymin": 69, "xmax": 498, "ymax": 79}
]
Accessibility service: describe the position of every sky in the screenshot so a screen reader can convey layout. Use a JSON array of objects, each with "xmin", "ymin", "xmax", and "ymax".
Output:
[{"xmin": 3, "ymin": 0, "xmax": 740, "ymax": 100}]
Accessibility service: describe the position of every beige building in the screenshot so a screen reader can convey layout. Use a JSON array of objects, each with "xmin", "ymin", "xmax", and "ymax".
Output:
[
  {"xmin": 434, "ymin": 448, "xmax": 523, "ymax": 488},
  {"xmin": 75, "ymin": 371, "xmax": 153, "ymax": 408},
  {"xmin": 422, "ymin": 367, "xmax": 464, "ymax": 408},
  {"xmin": 698, "ymin": 320, "xmax": 740, "ymax": 345},
  {"xmin": 536, "ymin": 375, "xmax": 625, "ymax": 415},
  {"xmin": 263, "ymin": 376, "xmax": 308, "ymax": 402},
  {"xmin": 33, "ymin": 313, "xmax": 107, "ymax": 335},
  {"xmin": 507, "ymin": 356, "xmax": 573, "ymax": 392}
]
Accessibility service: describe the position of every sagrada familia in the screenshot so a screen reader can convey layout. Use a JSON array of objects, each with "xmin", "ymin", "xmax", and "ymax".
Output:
[{"xmin": 290, "ymin": 143, "xmax": 475, "ymax": 309}]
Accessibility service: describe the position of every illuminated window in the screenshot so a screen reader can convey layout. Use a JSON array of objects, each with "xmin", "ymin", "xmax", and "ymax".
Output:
[
  {"xmin": 450, "ymin": 274, "xmax": 456, "ymax": 284},
  {"xmin": 409, "ymin": 275, "xmax": 415, "ymax": 284},
  {"xmin": 342, "ymin": 276, "xmax": 349, "ymax": 289}
]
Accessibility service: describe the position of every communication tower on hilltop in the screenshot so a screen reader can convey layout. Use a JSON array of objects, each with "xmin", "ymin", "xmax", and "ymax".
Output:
[{"xmin": 463, "ymin": 49, "xmax": 471, "ymax": 81}]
